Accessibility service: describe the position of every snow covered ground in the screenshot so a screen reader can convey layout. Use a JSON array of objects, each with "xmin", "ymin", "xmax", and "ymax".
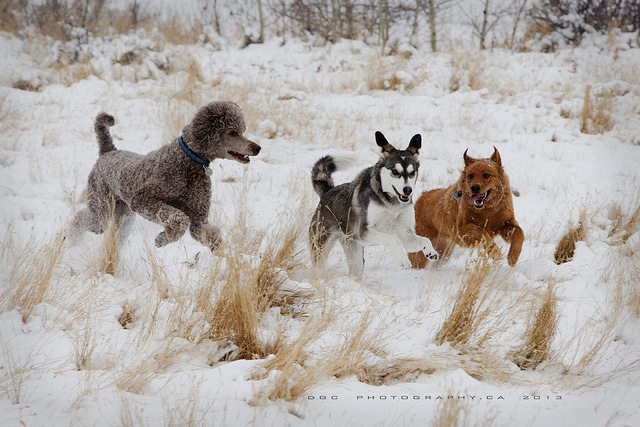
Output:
[{"xmin": 1, "ymin": 6, "xmax": 640, "ymax": 426}]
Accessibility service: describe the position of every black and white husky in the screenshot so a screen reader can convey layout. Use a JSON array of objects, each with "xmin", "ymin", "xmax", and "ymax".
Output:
[{"xmin": 309, "ymin": 131, "xmax": 439, "ymax": 277}]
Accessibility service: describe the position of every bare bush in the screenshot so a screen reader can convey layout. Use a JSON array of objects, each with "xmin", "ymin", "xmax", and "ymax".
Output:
[{"xmin": 527, "ymin": 0, "xmax": 640, "ymax": 51}]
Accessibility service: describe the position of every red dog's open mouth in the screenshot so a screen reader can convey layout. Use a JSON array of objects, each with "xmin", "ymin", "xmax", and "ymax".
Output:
[
  {"xmin": 228, "ymin": 151, "xmax": 251, "ymax": 164},
  {"xmin": 470, "ymin": 189, "xmax": 490, "ymax": 208}
]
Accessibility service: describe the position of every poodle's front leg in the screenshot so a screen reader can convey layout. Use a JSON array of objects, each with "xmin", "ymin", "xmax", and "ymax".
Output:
[
  {"xmin": 154, "ymin": 204, "xmax": 191, "ymax": 247},
  {"xmin": 190, "ymin": 222, "xmax": 222, "ymax": 251}
]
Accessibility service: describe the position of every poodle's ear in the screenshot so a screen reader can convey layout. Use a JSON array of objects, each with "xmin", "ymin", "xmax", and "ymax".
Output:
[
  {"xmin": 407, "ymin": 134, "xmax": 421, "ymax": 157},
  {"xmin": 375, "ymin": 131, "xmax": 395, "ymax": 158}
]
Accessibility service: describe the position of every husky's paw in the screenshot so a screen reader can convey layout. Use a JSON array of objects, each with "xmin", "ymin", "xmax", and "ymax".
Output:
[
  {"xmin": 400, "ymin": 258, "xmax": 413, "ymax": 269},
  {"xmin": 423, "ymin": 248, "xmax": 439, "ymax": 261}
]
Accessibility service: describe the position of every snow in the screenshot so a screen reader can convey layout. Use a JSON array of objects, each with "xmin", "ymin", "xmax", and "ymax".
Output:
[{"xmin": 1, "ymin": 3, "xmax": 640, "ymax": 426}]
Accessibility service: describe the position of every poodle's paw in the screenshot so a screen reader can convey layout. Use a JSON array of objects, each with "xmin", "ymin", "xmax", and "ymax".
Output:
[
  {"xmin": 203, "ymin": 227, "xmax": 222, "ymax": 251},
  {"xmin": 191, "ymin": 223, "xmax": 221, "ymax": 251},
  {"xmin": 155, "ymin": 229, "xmax": 186, "ymax": 247},
  {"xmin": 155, "ymin": 231, "xmax": 170, "ymax": 248},
  {"xmin": 208, "ymin": 237, "xmax": 222, "ymax": 251}
]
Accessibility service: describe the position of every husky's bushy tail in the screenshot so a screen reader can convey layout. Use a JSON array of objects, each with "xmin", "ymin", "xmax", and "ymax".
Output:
[
  {"xmin": 94, "ymin": 112, "xmax": 116, "ymax": 155},
  {"xmin": 311, "ymin": 154, "xmax": 358, "ymax": 197}
]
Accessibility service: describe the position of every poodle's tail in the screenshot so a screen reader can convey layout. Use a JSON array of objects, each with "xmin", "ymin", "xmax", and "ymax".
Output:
[
  {"xmin": 311, "ymin": 154, "xmax": 357, "ymax": 197},
  {"xmin": 94, "ymin": 112, "xmax": 116, "ymax": 155}
]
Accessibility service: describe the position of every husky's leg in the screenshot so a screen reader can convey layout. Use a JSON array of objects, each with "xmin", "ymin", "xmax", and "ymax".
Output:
[
  {"xmin": 404, "ymin": 235, "xmax": 439, "ymax": 261},
  {"xmin": 341, "ymin": 238, "xmax": 364, "ymax": 278},
  {"xmin": 363, "ymin": 229, "xmax": 412, "ymax": 269}
]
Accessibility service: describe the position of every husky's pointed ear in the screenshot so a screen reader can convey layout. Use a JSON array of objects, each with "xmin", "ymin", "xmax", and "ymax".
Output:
[
  {"xmin": 407, "ymin": 134, "xmax": 421, "ymax": 156},
  {"xmin": 490, "ymin": 146, "xmax": 502, "ymax": 166},
  {"xmin": 375, "ymin": 131, "xmax": 395, "ymax": 157},
  {"xmin": 463, "ymin": 148, "xmax": 475, "ymax": 166}
]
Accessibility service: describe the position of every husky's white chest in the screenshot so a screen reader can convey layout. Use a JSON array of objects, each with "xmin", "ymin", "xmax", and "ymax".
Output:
[{"xmin": 367, "ymin": 201, "xmax": 413, "ymax": 232}]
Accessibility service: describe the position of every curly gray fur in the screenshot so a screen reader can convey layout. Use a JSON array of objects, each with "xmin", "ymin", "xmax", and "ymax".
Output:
[{"xmin": 72, "ymin": 101, "xmax": 261, "ymax": 250}]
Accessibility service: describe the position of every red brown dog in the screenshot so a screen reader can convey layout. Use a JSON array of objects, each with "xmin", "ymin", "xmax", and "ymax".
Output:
[{"xmin": 409, "ymin": 147, "xmax": 524, "ymax": 268}]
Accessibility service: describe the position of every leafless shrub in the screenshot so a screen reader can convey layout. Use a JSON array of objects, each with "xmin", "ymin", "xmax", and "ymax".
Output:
[{"xmin": 527, "ymin": 0, "xmax": 640, "ymax": 51}]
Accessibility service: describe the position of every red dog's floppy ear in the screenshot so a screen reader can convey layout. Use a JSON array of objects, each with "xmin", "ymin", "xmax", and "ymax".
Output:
[
  {"xmin": 375, "ymin": 131, "xmax": 395, "ymax": 157},
  {"xmin": 407, "ymin": 134, "xmax": 421, "ymax": 156}
]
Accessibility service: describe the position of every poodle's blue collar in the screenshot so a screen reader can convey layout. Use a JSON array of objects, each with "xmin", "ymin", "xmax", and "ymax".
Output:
[{"xmin": 179, "ymin": 136, "xmax": 212, "ymax": 176}]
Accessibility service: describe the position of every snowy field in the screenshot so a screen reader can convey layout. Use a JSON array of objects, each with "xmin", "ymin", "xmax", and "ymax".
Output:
[{"xmin": 1, "ymin": 3, "xmax": 640, "ymax": 426}]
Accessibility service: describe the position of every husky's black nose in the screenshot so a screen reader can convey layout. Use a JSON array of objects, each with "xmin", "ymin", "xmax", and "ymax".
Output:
[
  {"xmin": 403, "ymin": 186, "xmax": 412, "ymax": 196},
  {"xmin": 471, "ymin": 184, "xmax": 481, "ymax": 194}
]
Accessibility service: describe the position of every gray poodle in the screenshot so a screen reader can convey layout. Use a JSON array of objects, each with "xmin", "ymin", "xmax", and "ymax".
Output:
[{"xmin": 72, "ymin": 101, "xmax": 261, "ymax": 250}]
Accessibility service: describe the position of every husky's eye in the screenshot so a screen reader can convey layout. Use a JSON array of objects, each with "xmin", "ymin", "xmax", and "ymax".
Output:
[
  {"xmin": 408, "ymin": 171, "xmax": 416, "ymax": 179},
  {"xmin": 483, "ymin": 173, "xmax": 490, "ymax": 179},
  {"xmin": 391, "ymin": 169, "xmax": 400, "ymax": 177}
]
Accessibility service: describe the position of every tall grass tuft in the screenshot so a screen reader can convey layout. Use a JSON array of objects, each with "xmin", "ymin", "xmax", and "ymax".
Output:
[
  {"xmin": 580, "ymin": 85, "xmax": 614, "ymax": 134},
  {"xmin": 608, "ymin": 204, "xmax": 640, "ymax": 245},
  {"xmin": 250, "ymin": 311, "xmax": 334, "ymax": 403},
  {"xmin": 5, "ymin": 230, "xmax": 66, "ymax": 322},
  {"xmin": 206, "ymin": 216, "xmax": 306, "ymax": 360},
  {"xmin": 512, "ymin": 283, "xmax": 557, "ymax": 370},
  {"xmin": 435, "ymin": 254, "xmax": 493, "ymax": 347},
  {"xmin": 554, "ymin": 213, "xmax": 586, "ymax": 265},
  {"xmin": 253, "ymin": 309, "xmax": 385, "ymax": 402}
]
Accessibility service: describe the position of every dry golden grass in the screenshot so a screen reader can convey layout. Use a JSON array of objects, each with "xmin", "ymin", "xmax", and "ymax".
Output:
[
  {"xmin": 72, "ymin": 314, "xmax": 98, "ymax": 371},
  {"xmin": 432, "ymin": 397, "xmax": 467, "ymax": 427},
  {"xmin": 608, "ymin": 204, "xmax": 640, "ymax": 245},
  {"xmin": 449, "ymin": 50, "xmax": 485, "ymax": 92},
  {"xmin": 115, "ymin": 342, "xmax": 179, "ymax": 394},
  {"xmin": 581, "ymin": 85, "xmax": 614, "ymax": 134},
  {"xmin": 98, "ymin": 219, "xmax": 120, "ymax": 276},
  {"xmin": 327, "ymin": 312, "xmax": 386, "ymax": 382},
  {"xmin": 4, "ymin": 230, "xmax": 65, "ymax": 323},
  {"xmin": 253, "ymin": 309, "xmax": 387, "ymax": 402},
  {"xmin": 435, "ymin": 254, "xmax": 493, "ymax": 347},
  {"xmin": 554, "ymin": 213, "xmax": 586, "ymax": 265},
  {"xmin": 364, "ymin": 54, "xmax": 419, "ymax": 92},
  {"xmin": 207, "ymin": 230, "xmax": 304, "ymax": 359},
  {"xmin": 250, "ymin": 310, "xmax": 334, "ymax": 403},
  {"xmin": 0, "ymin": 334, "xmax": 27, "ymax": 404},
  {"xmin": 512, "ymin": 283, "xmax": 557, "ymax": 370},
  {"xmin": 157, "ymin": 20, "xmax": 203, "ymax": 45},
  {"xmin": 177, "ymin": 204, "xmax": 308, "ymax": 361}
]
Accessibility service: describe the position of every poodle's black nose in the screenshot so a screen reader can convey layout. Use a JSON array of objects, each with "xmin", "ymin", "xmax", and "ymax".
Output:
[{"xmin": 471, "ymin": 184, "xmax": 481, "ymax": 194}]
